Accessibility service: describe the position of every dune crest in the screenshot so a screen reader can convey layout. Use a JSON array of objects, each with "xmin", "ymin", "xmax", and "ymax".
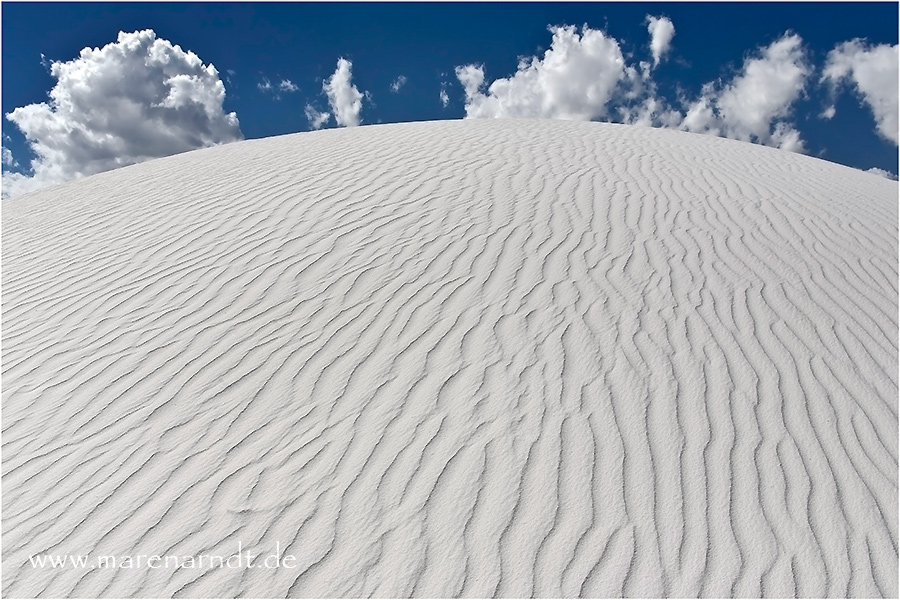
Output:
[{"xmin": 3, "ymin": 120, "xmax": 897, "ymax": 597}]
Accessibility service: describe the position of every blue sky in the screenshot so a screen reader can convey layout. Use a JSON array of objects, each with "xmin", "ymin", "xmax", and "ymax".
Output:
[{"xmin": 2, "ymin": 2, "xmax": 897, "ymax": 196}]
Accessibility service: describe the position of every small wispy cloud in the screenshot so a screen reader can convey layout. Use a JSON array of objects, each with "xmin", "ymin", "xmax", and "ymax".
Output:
[
  {"xmin": 439, "ymin": 83, "xmax": 449, "ymax": 108},
  {"xmin": 2, "ymin": 146, "xmax": 17, "ymax": 168},
  {"xmin": 646, "ymin": 16, "xmax": 675, "ymax": 67},
  {"xmin": 390, "ymin": 75, "xmax": 407, "ymax": 93},
  {"xmin": 259, "ymin": 76, "xmax": 299, "ymax": 100},
  {"xmin": 865, "ymin": 166, "xmax": 898, "ymax": 180},
  {"xmin": 305, "ymin": 104, "xmax": 331, "ymax": 130}
]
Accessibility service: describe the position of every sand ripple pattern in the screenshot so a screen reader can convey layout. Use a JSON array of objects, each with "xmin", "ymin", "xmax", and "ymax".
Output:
[{"xmin": 3, "ymin": 120, "xmax": 897, "ymax": 597}]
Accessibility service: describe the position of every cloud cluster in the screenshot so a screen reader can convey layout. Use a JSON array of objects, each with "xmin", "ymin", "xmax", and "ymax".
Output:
[
  {"xmin": 306, "ymin": 58, "xmax": 366, "ymax": 129},
  {"xmin": 455, "ymin": 22, "xmax": 812, "ymax": 153},
  {"xmin": 455, "ymin": 25, "xmax": 627, "ymax": 120},
  {"xmin": 4, "ymin": 29, "xmax": 242, "ymax": 198},
  {"xmin": 679, "ymin": 34, "xmax": 810, "ymax": 151},
  {"xmin": 6, "ymin": 21, "xmax": 892, "ymax": 197},
  {"xmin": 822, "ymin": 40, "xmax": 898, "ymax": 144}
]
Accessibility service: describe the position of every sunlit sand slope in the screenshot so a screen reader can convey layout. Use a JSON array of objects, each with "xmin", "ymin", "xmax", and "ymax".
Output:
[{"xmin": 3, "ymin": 120, "xmax": 897, "ymax": 597}]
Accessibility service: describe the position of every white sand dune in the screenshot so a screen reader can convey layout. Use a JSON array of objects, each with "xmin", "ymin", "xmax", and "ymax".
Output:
[{"xmin": 2, "ymin": 119, "xmax": 897, "ymax": 598}]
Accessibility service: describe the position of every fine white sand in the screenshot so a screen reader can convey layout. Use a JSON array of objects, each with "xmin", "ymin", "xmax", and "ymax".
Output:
[{"xmin": 3, "ymin": 119, "xmax": 897, "ymax": 597}]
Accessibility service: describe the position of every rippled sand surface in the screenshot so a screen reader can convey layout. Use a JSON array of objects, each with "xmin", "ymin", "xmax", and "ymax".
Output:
[{"xmin": 3, "ymin": 120, "xmax": 897, "ymax": 597}]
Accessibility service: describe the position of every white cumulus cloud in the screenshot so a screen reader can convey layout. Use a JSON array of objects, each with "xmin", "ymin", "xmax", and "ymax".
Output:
[
  {"xmin": 323, "ymin": 58, "xmax": 364, "ymax": 127},
  {"xmin": 279, "ymin": 79, "xmax": 299, "ymax": 92},
  {"xmin": 455, "ymin": 25, "xmax": 627, "ymax": 120},
  {"xmin": 440, "ymin": 84, "xmax": 450, "ymax": 108},
  {"xmin": 3, "ymin": 29, "xmax": 241, "ymax": 198},
  {"xmin": 646, "ymin": 16, "xmax": 675, "ymax": 66},
  {"xmin": 679, "ymin": 33, "xmax": 810, "ymax": 151},
  {"xmin": 822, "ymin": 39, "xmax": 899, "ymax": 144},
  {"xmin": 390, "ymin": 75, "xmax": 407, "ymax": 93}
]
